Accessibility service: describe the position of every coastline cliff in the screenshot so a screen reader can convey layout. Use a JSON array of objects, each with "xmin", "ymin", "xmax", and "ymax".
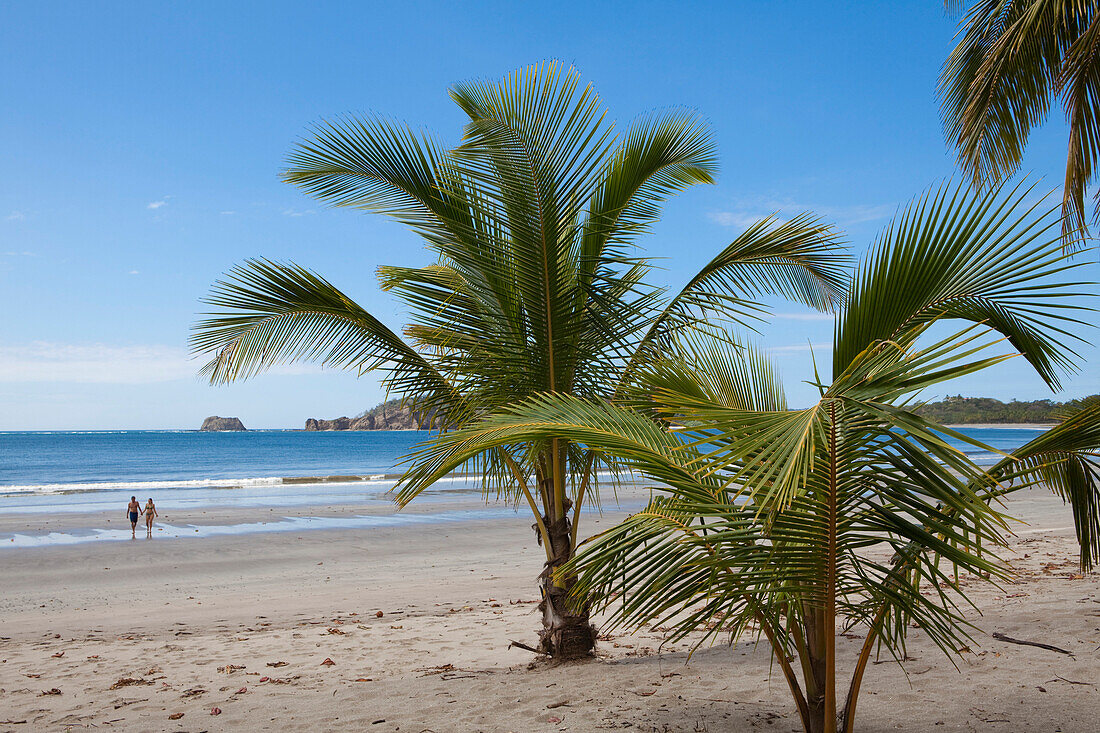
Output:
[{"xmin": 304, "ymin": 399, "xmax": 429, "ymax": 431}]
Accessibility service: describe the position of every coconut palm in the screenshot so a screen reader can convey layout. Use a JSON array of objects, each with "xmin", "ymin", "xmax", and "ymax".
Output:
[
  {"xmin": 940, "ymin": 0, "xmax": 1100, "ymax": 247},
  {"xmin": 190, "ymin": 62, "xmax": 849, "ymax": 658},
  {"xmin": 392, "ymin": 182, "xmax": 1097, "ymax": 730}
]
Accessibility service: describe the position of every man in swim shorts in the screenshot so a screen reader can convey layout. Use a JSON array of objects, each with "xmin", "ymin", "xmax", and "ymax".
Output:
[{"xmin": 127, "ymin": 496, "xmax": 140, "ymax": 537}]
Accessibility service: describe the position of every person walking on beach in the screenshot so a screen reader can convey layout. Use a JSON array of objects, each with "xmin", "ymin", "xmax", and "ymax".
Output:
[
  {"xmin": 127, "ymin": 496, "xmax": 140, "ymax": 537},
  {"xmin": 143, "ymin": 497, "xmax": 158, "ymax": 536}
]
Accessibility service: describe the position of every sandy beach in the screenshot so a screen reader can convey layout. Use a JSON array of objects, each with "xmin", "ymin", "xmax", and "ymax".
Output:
[{"xmin": 1, "ymin": 488, "xmax": 1097, "ymax": 732}]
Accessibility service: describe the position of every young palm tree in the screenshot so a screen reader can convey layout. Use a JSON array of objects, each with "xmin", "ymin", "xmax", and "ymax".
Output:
[
  {"xmin": 940, "ymin": 0, "xmax": 1100, "ymax": 246},
  {"xmin": 190, "ymin": 62, "xmax": 849, "ymax": 658},
  {"xmin": 392, "ymin": 183, "xmax": 1098, "ymax": 730}
]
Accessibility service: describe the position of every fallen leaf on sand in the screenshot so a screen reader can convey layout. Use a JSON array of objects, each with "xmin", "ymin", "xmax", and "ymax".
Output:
[
  {"xmin": 181, "ymin": 687, "xmax": 206, "ymax": 698},
  {"xmin": 217, "ymin": 664, "xmax": 246, "ymax": 674},
  {"xmin": 210, "ymin": 707, "xmax": 221, "ymax": 716},
  {"xmin": 168, "ymin": 713, "xmax": 184, "ymax": 720},
  {"xmin": 51, "ymin": 652, "xmax": 64, "ymax": 658},
  {"xmin": 266, "ymin": 661, "xmax": 288, "ymax": 668},
  {"xmin": 320, "ymin": 658, "xmax": 335, "ymax": 666},
  {"xmin": 24, "ymin": 674, "xmax": 41, "ymax": 679},
  {"xmin": 548, "ymin": 716, "xmax": 562, "ymax": 723},
  {"xmin": 38, "ymin": 688, "xmax": 62, "ymax": 696},
  {"xmin": 327, "ymin": 627, "xmax": 346, "ymax": 635},
  {"xmin": 259, "ymin": 676, "xmax": 271, "ymax": 683},
  {"xmin": 354, "ymin": 677, "xmax": 374, "ymax": 682},
  {"xmin": 109, "ymin": 677, "xmax": 152, "ymax": 689},
  {"xmin": 235, "ymin": 687, "xmax": 247, "ymax": 694}
]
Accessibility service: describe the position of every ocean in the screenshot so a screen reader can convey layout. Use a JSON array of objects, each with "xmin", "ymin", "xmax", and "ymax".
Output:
[{"xmin": 0, "ymin": 426, "xmax": 1050, "ymax": 547}]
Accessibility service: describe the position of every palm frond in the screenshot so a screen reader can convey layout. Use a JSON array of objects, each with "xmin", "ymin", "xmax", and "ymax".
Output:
[
  {"xmin": 190, "ymin": 259, "xmax": 466, "ymax": 424},
  {"xmin": 940, "ymin": 0, "xmax": 1100, "ymax": 247},
  {"xmin": 834, "ymin": 181, "xmax": 1092, "ymax": 389}
]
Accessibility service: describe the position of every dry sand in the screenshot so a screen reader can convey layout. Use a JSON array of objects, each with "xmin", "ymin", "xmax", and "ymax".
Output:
[{"xmin": 1, "ymin": 488, "xmax": 1097, "ymax": 732}]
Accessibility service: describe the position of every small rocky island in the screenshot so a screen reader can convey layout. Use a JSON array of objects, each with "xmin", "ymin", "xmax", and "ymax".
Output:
[
  {"xmin": 304, "ymin": 399, "xmax": 429, "ymax": 431},
  {"xmin": 200, "ymin": 416, "xmax": 247, "ymax": 431}
]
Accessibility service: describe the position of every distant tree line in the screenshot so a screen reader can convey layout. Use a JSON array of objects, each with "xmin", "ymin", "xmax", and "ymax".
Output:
[{"xmin": 915, "ymin": 395, "xmax": 1098, "ymax": 424}]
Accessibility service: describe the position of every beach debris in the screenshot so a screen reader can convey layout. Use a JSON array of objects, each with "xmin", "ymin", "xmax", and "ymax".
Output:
[
  {"xmin": 991, "ymin": 632, "xmax": 1073, "ymax": 655},
  {"xmin": 180, "ymin": 687, "xmax": 206, "ymax": 698},
  {"xmin": 547, "ymin": 700, "xmax": 570, "ymax": 709},
  {"xmin": 416, "ymin": 664, "xmax": 456, "ymax": 677},
  {"xmin": 24, "ymin": 673, "xmax": 41, "ymax": 678},
  {"xmin": 235, "ymin": 686, "xmax": 247, "ymax": 695},
  {"xmin": 168, "ymin": 713, "xmax": 184, "ymax": 720},
  {"xmin": 266, "ymin": 661, "xmax": 289, "ymax": 668},
  {"xmin": 371, "ymin": 720, "xmax": 386, "ymax": 725},
  {"xmin": 210, "ymin": 707, "xmax": 222, "ymax": 716},
  {"xmin": 375, "ymin": 610, "xmax": 384, "ymax": 618},
  {"xmin": 320, "ymin": 657, "xmax": 336, "ymax": 666},
  {"xmin": 354, "ymin": 677, "xmax": 373, "ymax": 682},
  {"xmin": 389, "ymin": 625, "xmax": 403, "ymax": 629},
  {"xmin": 508, "ymin": 639, "xmax": 542, "ymax": 655},
  {"xmin": 1049, "ymin": 675, "xmax": 1095, "ymax": 686},
  {"xmin": 109, "ymin": 677, "xmax": 153, "ymax": 689},
  {"xmin": 38, "ymin": 688, "xmax": 61, "ymax": 696},
  {"xmin": 326, "ymin": 627, "xmax": 346, "ymax": 635},
  {"xmin": 51, "ymin": 651, "xmax": 64, "ymax": 658},
  {"xmin": 113, "ymin": 697, "xmax": 148, "ymax": 709},
  {"xmin": 259, "ymin": 676, "xmax": 271, "ymax": 682},
  {"xmin": 547, "ymin": 716, "xmax": 562, "ymax": 723},
  {"xmin": 218, "ymin": 664, "xmax": 246, "ymax": 673}
]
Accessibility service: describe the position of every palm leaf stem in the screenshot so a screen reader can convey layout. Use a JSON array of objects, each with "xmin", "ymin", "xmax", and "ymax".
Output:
[
  {"xmin": 841, "ymin": 602, "xmax": 889, "ymax": 733},
  {"xmin": 501, "ymin": 449, "xmax": 553, "ymax": 560}
]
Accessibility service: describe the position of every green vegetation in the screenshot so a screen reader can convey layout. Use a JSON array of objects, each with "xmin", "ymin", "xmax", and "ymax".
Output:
[
  {"xmin": 391, "ymin": 183, "xmax": 1098, "ymax": 732},
  {"xmin": 915, "ymin": 394, "xmax": 1098, "ymax": 424},
  {"xmin": 191, "ymin": 62, "xmax": 848, "ymax": 658}
]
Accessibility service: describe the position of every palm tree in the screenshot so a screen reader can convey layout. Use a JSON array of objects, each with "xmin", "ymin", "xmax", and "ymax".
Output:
[
  {"xmin": 940, "ymin": 0, "xmax": 1100, "ymax": 247},
  {"xmin": 190, "ymin": 62, "xmax": 849, "ymax": 658},
  {"xmin": 392, "ymin": 182, "xmax": 1098, "ymax": 730}
]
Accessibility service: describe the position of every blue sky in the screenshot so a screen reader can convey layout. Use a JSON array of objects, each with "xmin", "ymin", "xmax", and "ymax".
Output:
[{"xmin": 2, "ymin": 1, "xmax": 1096, "ymax": 430}]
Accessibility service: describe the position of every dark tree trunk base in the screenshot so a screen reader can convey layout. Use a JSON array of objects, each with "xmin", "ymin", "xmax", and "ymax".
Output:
[{"xmin": 538, "ymin": 582, "xmax": 597, "ymax": 659}]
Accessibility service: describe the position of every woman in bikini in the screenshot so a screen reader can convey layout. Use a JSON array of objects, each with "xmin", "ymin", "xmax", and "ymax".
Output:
[
  {"xmin": 144, "ymin": 498, "xmax": 159, "ymax": 536},
  {"xmin": 127, "ymin": 496, "xmax": 141, "ymax": 537}
]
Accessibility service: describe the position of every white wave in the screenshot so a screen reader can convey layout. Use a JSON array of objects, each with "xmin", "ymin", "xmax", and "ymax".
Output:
[{"xmin": 0, "ymin": 472, "xmax": 490, "ymax": 497}]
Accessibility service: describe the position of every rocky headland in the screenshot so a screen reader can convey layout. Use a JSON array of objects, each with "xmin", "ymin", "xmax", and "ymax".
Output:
[
  {"xmin": 200, "ymin": 416, "xmax": 247, "ymax": 431},
  {"xmin": 304, "ymin": 399, "xmax": 428, "ymax": 431}
]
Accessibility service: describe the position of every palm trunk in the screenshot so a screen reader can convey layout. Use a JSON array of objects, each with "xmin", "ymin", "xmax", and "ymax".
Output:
[{"xmin": 536, "ymin": 494, "xmax": 597, "ymax": 658}]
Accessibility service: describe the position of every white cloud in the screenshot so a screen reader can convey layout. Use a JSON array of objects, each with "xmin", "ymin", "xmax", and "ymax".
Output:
[
  {"xmin": 6, "ymin": 211, "xmax": 25, "ymax": 221},
  {"xmin": 708, "ymin": 211, "xmax": 783, "ymax": 228},
  {"xmin": 773, "ymin": 312, "xmax": 835, "ymax": 321},
  {"xmin": 147, "ymin": 198, "xmax": 169, "ymax": 210},
  {"xmin": 3, "ymin": 250, "xmax": 34, "ymax": 257},
  {"xmin": 710, "ymin": 196, "xmax": 895, "ymax": 230},
  {"xmin": 220, "ymin": 210, "xmax": 236, "ymax": 216},
  {"xmin": 0, "ymin": 342, "xmax": 324, "ymax": 384},
  {"xmin": 767, "ymin": 342, "xmax": 833, "ymax": 353},
  {"xmin": 282, "ymin": 208, "xmax": 315, "ymax": 217},
  {"xmin": 128, "ymin": 269, "xmax": 140, "ymax": 275}
]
